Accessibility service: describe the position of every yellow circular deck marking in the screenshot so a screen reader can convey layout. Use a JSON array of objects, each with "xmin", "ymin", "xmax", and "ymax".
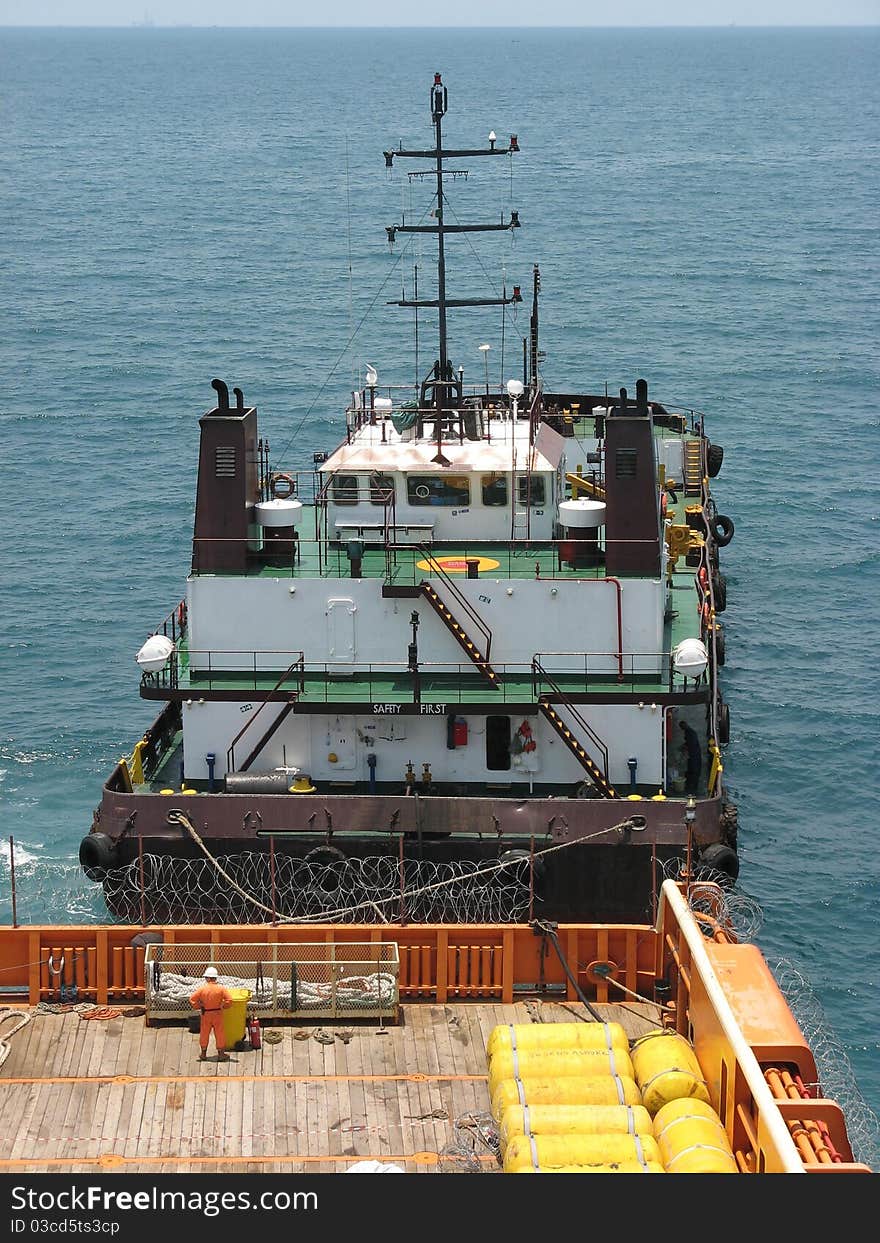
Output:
[{"xmin": 416, "ymin": 555, "xmax": 500, "ymax": 573}]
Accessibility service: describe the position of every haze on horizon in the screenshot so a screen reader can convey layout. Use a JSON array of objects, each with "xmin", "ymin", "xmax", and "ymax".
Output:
[{"xmin": 2, "ymin": 2, "xmax": 878, "ymax": 27}]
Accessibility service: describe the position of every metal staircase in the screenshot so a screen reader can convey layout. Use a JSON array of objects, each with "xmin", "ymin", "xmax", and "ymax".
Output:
[
  {"xmin": 226, "ymin": 656, "xmax": 305, "ymax": 773},
  {"xmin": 419, "ymin": 579, "xmax": 500, "ymax": 690},
  {"xmin": 683, "ymin": 439, "xmax": 704, "ymax": 496},
  {"xmin": 533, "ymin": 659, "xmax": 618, "ymax": 798}
]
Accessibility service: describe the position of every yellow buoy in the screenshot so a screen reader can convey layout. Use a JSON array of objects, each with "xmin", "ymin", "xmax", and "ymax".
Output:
[
  {"xmin": 503, "ymin": 1132, "xmax": 661, "ymax": 1173},
  {"xmin": 512, "ymin": 1161, "xmax": 665, "ymax": 1174},
  {"xmin": 498, "ymin": 1103, "xmax": 653, "ymax": 1148},
  {"xmin": 488, "ymin": 1047, "xmax": 635, "ymax": 1100},
  {"xmin": 491, "ymin": 1074, "xmax": 643, "ymax": 1120},
  {"xmin": 630, "ymin": 1029, "xmax": 710, "ymax": 1116},
  {"xmin": 486, "ymin": 1021, "xmax": 629, "ymax": 1060},
  {"xmin": 653, "ymin": 1097, "xmax": 737, "ymax": 1173}
]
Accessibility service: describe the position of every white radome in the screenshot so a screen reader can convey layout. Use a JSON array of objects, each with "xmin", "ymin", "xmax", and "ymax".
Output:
[{"xmin": 255, "ymin": 499, "xmax": 304, "ymax": 528}]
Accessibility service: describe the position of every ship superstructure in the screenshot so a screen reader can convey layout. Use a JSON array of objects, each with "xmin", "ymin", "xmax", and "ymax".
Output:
[{"xmin": 80, "ymin": 74, "xmax": 737, "ymax": 923}]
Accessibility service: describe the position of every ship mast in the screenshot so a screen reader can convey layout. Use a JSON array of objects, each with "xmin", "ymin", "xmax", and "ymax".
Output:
[{"xmin": 385, "ymin": 73, "xmax": 522, "ymax": 460}]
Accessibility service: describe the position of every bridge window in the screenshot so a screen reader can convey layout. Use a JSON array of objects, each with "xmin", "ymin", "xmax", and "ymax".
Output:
[
  {"xmin": 516, "ymin": 475, "xmax": 546, "ymax": 506},
  {"xmin": 481, "ymin": 474, "xmax": 508, "ymax": 506},
  {"xmin": 407, "ymin": 475, "xmax": 470, "ymax": 507},
  {"xmin": 332, "ymin": 474, "xmax": 360, "ymax": 505},
  {"xmin": 369, "ymin": 473, "xmax": 395, "ymax": 505}
]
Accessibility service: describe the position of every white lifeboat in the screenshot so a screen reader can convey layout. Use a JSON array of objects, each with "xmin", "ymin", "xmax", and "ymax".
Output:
[
  {"xmin": 136, "ymin": 634, "xmax": 175, "ymax": 674},
  {"xmin": 672, "ymin": 637, "xmax": 709, "ymax": 679}
]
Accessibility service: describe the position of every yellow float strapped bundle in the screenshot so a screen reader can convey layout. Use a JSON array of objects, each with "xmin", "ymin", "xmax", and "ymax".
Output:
[
  {"xmin": 503, "ymin": 1131, "xmax": 662, "ymax": 1173},
  {"xmin": 498, "ymin": 1103, "xmax": 653, "ymax": 1148},
  {"xmin": 513, "ymin": 1162, "xmax": 665, "ymax": 1174},
  {"xmin": 653, "ymin": 1097, "xmax": 738, "ymax": 1174},
  {"xmin": 491, "ymin": 1073, "xmax": 643, "ymax": 1120},
  {"xmin": 488, "ymin": 1046, "xmax": 635, "ymax": 1100},
  {"xmin": 486, "ymin": 1021, "xmax": 629, "ymax": 1060},
  {"xmin": 630, "ymin": 1028, "xmax": 711, "ymax": 1117}
]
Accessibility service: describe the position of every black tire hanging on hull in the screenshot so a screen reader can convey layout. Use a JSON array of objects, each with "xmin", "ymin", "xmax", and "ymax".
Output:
[
  {"xmin": 712, "ymin": 573, "xmax": 727, "ymax": 612},
  {"xmin": 712, "ymin": 514, "xmax": 735, "ymax": 547},
  {"xmin": 696, "ymin": 842, "xmax": 739, "ymax": 885},
  {"xmin": 712, "ymin": 625, "xmax": 726, "ymax": 666},
  {"xmin": 716, "ymin": 700, "xmax": 730, "ymax": 746},
  {"xmin": 79, "ymin": 832, "xmax": 119, "ymax": 880},
  {"xmin": 706, "ymin": 442, "xmax": 724, "ymax": 478}
]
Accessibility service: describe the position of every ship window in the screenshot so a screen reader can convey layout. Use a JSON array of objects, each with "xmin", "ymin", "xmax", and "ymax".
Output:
[
  {"xmin": 332, "ymin": 474, "xmax": 360, "ymax": 505},
  {"xmin": 516, "ymin": 475, "xmax": 546, "ymax": 506},
  {"xmin": 486, "ymin": 716, "xmax": 511, "ymax": 771},
  {"xmin": 615, "ymin": 448, "xmax": 638, "ymax": 479},
  {"xmin": 214, "ymin": 446, "xmax": 236, "ymax": 477},
  {"xmin": 481, "ymin": 474, "xmax": 508, "ymax": 506},
  {"xmin": 369, "ymin": 473, "xmax": 395, "ymax": 505},
  {"xmin": 407, "ymin": 475, "xmax": 470, "ymax": 507}
]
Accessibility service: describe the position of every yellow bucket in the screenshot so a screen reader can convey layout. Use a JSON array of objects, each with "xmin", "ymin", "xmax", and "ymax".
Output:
[
  {"xmin": 499, "ymin": 1103, "xmax": 653, "ymax": 1147},
  {"xmin": 491, "ymin": 1074, "xmax": 643, "ymax": 1120},
  {"xmin": 222, "ymin": 988, "xmax": 251, "ymax": 1048},
  {"xmin": 486, "ymin": 1021, "xmax": 629, "ymax": 1060},
  {"xmin": 503, "ymin": 1132, "xmax": 661, "ymax": 1173},
  {"xmin": 630, "ymin": 1029, "xmax": 710, "ymax": 1116},
  {"xmin": 488, "ymin": 1047, "xmax": 634, "ymax": 1099}
]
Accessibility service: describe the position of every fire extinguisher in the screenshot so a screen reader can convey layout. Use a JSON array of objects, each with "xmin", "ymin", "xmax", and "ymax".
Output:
[{"xmin": 248, "ymin": 1014, "xmax": 262, "ymax": 1050}]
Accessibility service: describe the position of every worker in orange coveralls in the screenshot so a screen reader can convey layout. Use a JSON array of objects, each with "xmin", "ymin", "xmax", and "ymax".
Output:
[{"xmin": 189, "ymin": 966, "xmax": 233, "ymax": 1061}]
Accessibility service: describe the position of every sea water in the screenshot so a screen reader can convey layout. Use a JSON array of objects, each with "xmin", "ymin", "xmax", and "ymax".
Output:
[{"xmin": 0, "ymin": 26, "xmax": 878, "ymax": 1156}]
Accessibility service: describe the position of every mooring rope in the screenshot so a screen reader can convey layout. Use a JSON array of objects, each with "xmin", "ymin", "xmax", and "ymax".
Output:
[{"xmin": 166, "ymin": 808, "xmax": 644, "ymax": 925}]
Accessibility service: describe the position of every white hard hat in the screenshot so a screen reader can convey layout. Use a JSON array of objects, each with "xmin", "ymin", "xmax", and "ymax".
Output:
[{"xmin": 204, "ymin": 966, "xmax": 218, "ymax": 979}]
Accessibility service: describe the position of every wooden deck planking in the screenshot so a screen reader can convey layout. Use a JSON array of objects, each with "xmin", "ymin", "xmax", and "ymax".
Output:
[{"xmin": 0, "ymin": 1002, "xmax": 653, "ymax": 1172}]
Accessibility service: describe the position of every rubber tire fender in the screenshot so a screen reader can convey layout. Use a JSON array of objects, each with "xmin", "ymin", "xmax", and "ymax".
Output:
[
  {"xmin": 712, "ymin": 573, "xmax": 727, "ymax": 613},
  {"xmin": 697, "ymin": 842, "xmax": 739, "ymax": 884},
  {"xmin": 706, "ymin": 442, "xmax": 724, "ymax": 478},
  {"xmin": 716, "ymin": 700, "xmax": 730, "ymax": 746},
  {"xmin": 712, "ymin": 626, "xmax": 726, "ymax": 667},
  {"xmin": 79, "ymin": 832, "xmax": 118, "ymax": 877},
  {"xmin": 712, "ymin": 514, "xmax": 734, "ymax": 547}
]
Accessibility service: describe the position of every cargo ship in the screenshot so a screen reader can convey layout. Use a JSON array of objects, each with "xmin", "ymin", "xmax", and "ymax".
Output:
[
  {"xmin": 1, "ymin": 72, "xmax": 872, "ymax": 1181},
  {"xmin": 77, "ymin": 72, "xmax": 739, "ymax": 927}
]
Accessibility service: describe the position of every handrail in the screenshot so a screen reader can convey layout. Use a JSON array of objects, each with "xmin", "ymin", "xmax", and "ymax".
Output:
[
  {"xmin": 226, "ymin": 654, "xmax": 305, "ymax": 773},
  {"xmin": 532, "ymin": 657, "xmax": 610, "ymax": 778},
  {"xmin": 408, "ymin": 541, "xmax": 493, "ymax": 661}
]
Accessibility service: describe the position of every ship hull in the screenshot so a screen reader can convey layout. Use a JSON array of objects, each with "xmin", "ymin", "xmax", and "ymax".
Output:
[{"xmin": 85, "ymin": 781, "xmax": 735, "ymax": 924}]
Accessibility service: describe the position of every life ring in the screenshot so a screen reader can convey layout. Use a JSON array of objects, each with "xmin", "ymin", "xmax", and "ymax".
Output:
[
  {"xmin": 698, "ymin": 566, "xmax": 708, "ymax": 588},
  {"xmin": 177, "ymin": 602, "xmax": 186, "ymax": 630},
  {"xmin": 712, "ymin": 514, "xmax": 734, "ymax": 547},
  {"xmin": 660, "ymin": 491, "xmax": 667, "ymax": 519},
  {"xmin": 271, "ymin": 473, "xmax": 296, "ymax": 500},
  {"xmin": 700, "ymin": 601, "xmax": 711, "ymax": 630}
]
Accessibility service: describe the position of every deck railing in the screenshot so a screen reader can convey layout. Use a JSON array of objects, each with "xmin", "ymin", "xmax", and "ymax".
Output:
[{"xmin": 140, "ymin": 651, "xmax": 708, "ymax": 700}]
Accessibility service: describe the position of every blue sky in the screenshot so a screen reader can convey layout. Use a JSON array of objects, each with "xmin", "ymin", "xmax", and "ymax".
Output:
[{"xmin": 2, "ymin": 2, "xmax": 878, "ymax": 25}]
